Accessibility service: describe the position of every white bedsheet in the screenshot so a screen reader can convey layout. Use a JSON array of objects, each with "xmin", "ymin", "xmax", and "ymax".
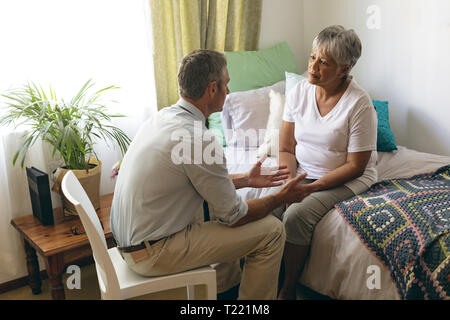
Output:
[{"xmin": 224, "ymin": 146, "xmax": 450, "ymax": 300}]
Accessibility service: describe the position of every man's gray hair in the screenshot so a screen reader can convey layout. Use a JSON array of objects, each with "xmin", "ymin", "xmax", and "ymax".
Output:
[
  {"xmin": 178, "ymin": 49, "xmax": 227, "ymax": 100},
  {"xmin": 312, "ymin": 25, "xmax": 362, "ymax": 71}
]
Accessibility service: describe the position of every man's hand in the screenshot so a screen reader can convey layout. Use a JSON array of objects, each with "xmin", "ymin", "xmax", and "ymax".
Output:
[
  {"xmin": 277, "ymin": 173, "xmax": 315, "ymax": 204},
  {"xmin": 247, "ymin": 158, "xmax": 290, "ymax": 188},
  {"xmin": 232, "ymin": 173, "xmax": 313, "ymax": 228}
]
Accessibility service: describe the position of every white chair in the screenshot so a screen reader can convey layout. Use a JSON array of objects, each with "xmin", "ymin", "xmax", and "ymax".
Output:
[{"xmin": 61, "ymin": 170, "xmax": 217, "ymax": 300}]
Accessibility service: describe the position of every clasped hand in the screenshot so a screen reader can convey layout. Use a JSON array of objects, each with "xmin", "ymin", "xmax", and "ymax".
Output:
[
  {"xmin": 246, "ymin": 156, "xmax": 315, "ymax": 205},
  {"xmin": 279, "ymin": 173, "xmax": 316, "ymax": 204},
  {"xmin": 247, "ymin": 156, "xmax": 290, "ymax": 188}
]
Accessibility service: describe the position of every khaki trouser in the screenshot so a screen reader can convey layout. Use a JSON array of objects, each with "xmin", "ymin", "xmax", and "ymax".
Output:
[{"xmin": 121, "ymin": 215, "xmax": 286, "ymax": 300}]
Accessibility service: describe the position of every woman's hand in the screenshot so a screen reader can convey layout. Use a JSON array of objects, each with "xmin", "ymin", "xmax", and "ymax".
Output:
[
  {"xmin": 276, "ymin": 173, "xmax": 314, "ymax": 204},
  {"xmin": 247, "ymin": 158, "xmax": 290, "ymax": 188}
]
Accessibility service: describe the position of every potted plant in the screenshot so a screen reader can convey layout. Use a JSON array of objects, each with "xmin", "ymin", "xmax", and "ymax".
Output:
[{"xmin": 0, "ymin": 79, "xmax": 131, "ymax": 216}]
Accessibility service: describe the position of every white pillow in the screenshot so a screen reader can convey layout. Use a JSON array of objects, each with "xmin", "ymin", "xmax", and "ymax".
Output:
[
  {"xmin": 221, "ymin": 81, "xmax": 285, "ymax": 148},
  {"xmin": 257, "ymin": 89, "xmax": 286, "ymax": 158}
]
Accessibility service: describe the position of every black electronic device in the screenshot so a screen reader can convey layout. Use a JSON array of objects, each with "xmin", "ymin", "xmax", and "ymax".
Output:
[{"xmin": 26, "ymin": 167, "xmax": 54, "ymax": 226}]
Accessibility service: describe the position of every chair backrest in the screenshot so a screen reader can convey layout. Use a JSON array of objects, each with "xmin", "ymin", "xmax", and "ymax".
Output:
[{"xmin": 61, "ymin": 171, "xmax": 120, "ymax": 299}]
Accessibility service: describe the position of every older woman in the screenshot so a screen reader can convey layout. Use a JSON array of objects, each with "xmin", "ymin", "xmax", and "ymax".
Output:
[{"xmin": 277, "ymin": 26, "xmax": 378, "ymax": 299}]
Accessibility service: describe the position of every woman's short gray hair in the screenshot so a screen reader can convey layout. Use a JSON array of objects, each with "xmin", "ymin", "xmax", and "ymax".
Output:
[
  {"xmin": 312, "ymin": 25, "xmax": 362, "ymax": 71},
  {"xmin": 178, "ymin": 49, "xmax": 227, "ymax": 100}
]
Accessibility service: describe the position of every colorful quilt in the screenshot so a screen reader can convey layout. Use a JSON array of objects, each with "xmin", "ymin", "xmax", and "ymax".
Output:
[{"xmin": 335, "ymin": 165, "xmax": 450, "ymax": 300}]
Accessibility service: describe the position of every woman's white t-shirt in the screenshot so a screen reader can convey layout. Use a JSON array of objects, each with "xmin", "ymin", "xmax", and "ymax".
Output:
[{"xmin": 283, "ymin": 78, "xmax": 378, "ymax": 195}]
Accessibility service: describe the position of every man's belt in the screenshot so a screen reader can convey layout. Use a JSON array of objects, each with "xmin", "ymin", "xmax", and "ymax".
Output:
[{"xmin": 118, "ymin": 239, "xmax": 161, "ymax": 253}]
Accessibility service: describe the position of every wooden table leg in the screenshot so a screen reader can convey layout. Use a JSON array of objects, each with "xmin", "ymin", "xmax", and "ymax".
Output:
[
  {"xmin": 23, "ymin": 239, "xmax": 41, "ymax": 295},
  {"xmin": 44, "ymin": 254, "xmax": 66, "ymax": 300}
]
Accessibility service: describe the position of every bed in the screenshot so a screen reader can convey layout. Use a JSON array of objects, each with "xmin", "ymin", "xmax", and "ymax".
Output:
[
  {"xmin": 223, "ymin": 146, "xmax": 450, "ymax": 300},
  {"xmin": 212, "ymin": 43, "xmax": 450, "ymax": 299}
]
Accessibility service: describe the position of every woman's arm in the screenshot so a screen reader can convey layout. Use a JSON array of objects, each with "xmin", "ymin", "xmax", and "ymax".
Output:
[
  {"xmin": 309, "ymin": 100, "xmax": 377, "ymax": 193},
  {"xmin": 278, "ymin": 121, "xmax": 298, "ymax": 179},
  {"xmin": 308, "ymin": 151, "xmax": 372, "ymax": 193}
]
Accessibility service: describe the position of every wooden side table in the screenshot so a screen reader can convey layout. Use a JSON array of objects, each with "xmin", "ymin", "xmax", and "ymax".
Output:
[{"xmin": 11, "ymin": 193, "xmax": 114, "ymax": 300}]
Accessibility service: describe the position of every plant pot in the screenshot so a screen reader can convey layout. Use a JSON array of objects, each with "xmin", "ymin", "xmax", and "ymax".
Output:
[{"xmin": 52, "ymin": 158, "xmax": 102, "ymax": 217}]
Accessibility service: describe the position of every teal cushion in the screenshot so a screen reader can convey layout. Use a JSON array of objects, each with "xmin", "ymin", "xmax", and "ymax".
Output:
[
  {"xmin": 208, "ymin": 112, "xmax": 226, "ymax": 147},
  {"xmin": 372, "ymin": 100, "xmax": 398, "ymax": 152},
  {"xmin": 285, "ymin": 71, "xmax": 307, "ymax": 96},
  {"xmin": 225, "ymin": 42, "xmax": 299, "ymax": 93}
]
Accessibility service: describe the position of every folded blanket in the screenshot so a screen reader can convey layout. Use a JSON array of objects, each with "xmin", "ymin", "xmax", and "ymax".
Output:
[{"xmin": 335, "ymin": 165, "xmax": 450, "ymax": 300}]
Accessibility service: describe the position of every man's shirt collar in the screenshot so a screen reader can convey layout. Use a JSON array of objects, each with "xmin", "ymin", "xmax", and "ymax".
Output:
[{"xmin": 177, "ymin": 98, "xmax": 206, "ymax": 123}]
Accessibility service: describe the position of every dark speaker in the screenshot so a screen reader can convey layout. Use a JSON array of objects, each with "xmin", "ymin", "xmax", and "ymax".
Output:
[{"xmin": 26, "ymin": 167, "xmax": 54, "ymax": 226}]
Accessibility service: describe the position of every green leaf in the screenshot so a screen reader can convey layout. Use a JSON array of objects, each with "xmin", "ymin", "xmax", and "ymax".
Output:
[{"xmin": 1, "ymin": 79, "xmax": 131, "ymax": 168}]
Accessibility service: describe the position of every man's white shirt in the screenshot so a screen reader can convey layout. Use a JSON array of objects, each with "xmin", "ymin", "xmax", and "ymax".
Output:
[{"xmin": 110, "ymin": 98, "xmax": 248, "ymax": 247}]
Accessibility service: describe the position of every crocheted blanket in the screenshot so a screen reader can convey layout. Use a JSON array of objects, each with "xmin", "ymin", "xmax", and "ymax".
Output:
[{"xmin": 335, "ymin": 165, "xmax": 450, "ymax": 300}]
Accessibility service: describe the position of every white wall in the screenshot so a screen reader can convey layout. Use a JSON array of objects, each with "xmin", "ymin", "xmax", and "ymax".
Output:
[
  {"xmin": 261, "ymin": 0, "xmax": 450, "ymax": 156},
  {"xmin": 302, "ymin": 0, "xmax": 450, "ymax": 157},
  {"xmin": 259, "ymin": 0, "xmax": 305, "ymax": 71}
]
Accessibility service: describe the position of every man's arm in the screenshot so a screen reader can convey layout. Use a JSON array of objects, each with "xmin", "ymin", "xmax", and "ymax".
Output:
[
  {"xmin": 230, "ymin": 173, "xmax": 313, "ymax": 227},
  {"xmin": 231, "ymin": 151, "xmax": 371, "ymax": 228},
  {"xmin": 229, "ymin": 158, "xmax": 290, "ymax": 189},
  {"xmin": 229, "ymin": 172, "xmax": 251, "ymax": 189}
]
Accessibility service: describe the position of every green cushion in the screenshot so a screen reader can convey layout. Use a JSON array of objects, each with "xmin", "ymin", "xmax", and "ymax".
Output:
[
  {"xmin": 208, "ymin": 112, "xmax": 226, "ymax": 147},
  {"xmin": 224, "ymin": 42, "xmax": 299, "ymax": 93}
]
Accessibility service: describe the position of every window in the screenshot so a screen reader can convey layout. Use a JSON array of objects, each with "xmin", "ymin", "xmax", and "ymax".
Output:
[{"xmin": 0, "ymin": 0, "xmax": 156, "ymax": 137}]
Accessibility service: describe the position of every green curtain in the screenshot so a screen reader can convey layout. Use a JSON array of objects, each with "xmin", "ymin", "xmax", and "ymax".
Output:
[{"xmin": 149, "ymin": 0, "xmax": 263, "ymax": 109}]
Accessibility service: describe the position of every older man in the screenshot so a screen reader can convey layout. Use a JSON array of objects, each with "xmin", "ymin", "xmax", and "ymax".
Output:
[{"xmin": 110, "ymin": 49, "xmax": 311, "ymax": 300}]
